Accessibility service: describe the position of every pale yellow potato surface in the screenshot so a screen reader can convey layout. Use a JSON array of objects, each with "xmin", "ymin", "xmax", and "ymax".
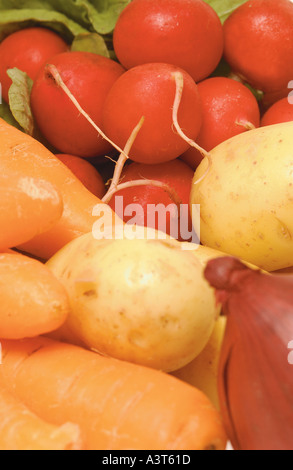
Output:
[
  {"xmin": 190, "ymin": 122, "xmax": 293, "ymax": 272},
  {"xmin": 172, "ymin": 316, "xmax": 227, "ymax": 412},
  {"xmin": 47, "ymin": 235, "xmax": 221, "ymax": 372}
]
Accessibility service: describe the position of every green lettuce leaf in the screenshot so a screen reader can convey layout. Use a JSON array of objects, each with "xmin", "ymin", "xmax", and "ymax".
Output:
[
  {"xmin": 0, "ymin": 0, "xmax": 131, "ymax": 41},
  {"xmin": 206, "ymin": 0, "xmax": 247, "ymax": 23},
  {"xmin": 7, "ymin": 68, "xmax": 34, "ymax": 135},
  {"xmin": 0, "ymin": 9, "xmax": 88, "ymax": 42},
  {"xmin": 5, "ymin": 68, "xmax": 63, "ymax": 151},
  {"xmin": 71, "ymin": 32, "xmax": 110, "ymax": 58},
  {"xmin": 86, "ymin": 0, "xmax": 131, "ymax": 34}
]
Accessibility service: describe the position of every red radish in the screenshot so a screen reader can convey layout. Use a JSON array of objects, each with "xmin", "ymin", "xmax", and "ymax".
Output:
[
  {"xmin": 0, "ymin": 27, "xmax": 69, "ymax": 103},
  {"xmin": 30, "ymin": 51, "xmax": 125, "ymax": 158},
  {"xmin": 223, "ymin": 0, "xmax": 293, "ymax": 93},
  {"xmin": 102, "ymin": 63, "xmax": 202, "ymax": 165},
  {"xmin": 261, "ymin": 88, "xmax": 290, "ymax": 110},
  {"xmin": 55, "ymin": 154, "xmax": 106, "ymax": 199},
  {"xmin": 194, "ymin": 77, "xmax": 260, "ymax": 152},
  {"xmin": 260, "ymin": 97, "xmax": 293, "ymax": 127},
  {"xmin": 107, "ymin": 159, "xmax": 195, "ymax": 240},
  {"xmin": 113, "ymin": 0, "xmax": 224, "ymax": 83}
]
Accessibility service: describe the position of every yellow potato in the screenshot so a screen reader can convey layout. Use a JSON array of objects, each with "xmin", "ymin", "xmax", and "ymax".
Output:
[
  {"xmin": 171, "ymin": 316, "xmax": 227, "ymax": 412},
  {"xmin": 47, "ymin": 234, "xmax": 221, "ymax": 373},
  {"xmin": 190, "ymin": 122, "xmax": 293, "ymax": 272},
  {"xmin": 181, "ymin": 243, "xmax": 231, "ymax": 265}
]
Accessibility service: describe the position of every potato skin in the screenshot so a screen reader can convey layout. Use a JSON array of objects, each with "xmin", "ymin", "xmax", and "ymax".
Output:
[
  {"xmin": 190, "ymin": 122, "xmax": 293, "ymax": 272},
  {"xmin": 47, "ymin": 235, "xmax": 220, "ymax": 372},
  {"xmin": 172, "ymin": 316, "xmax": 227, "ymax": 412}
]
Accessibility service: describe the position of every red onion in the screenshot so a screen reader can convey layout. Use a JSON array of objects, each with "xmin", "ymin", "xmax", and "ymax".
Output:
[{"xmin": 204, "ymin": 256, "xmax": 293, "ymax": 450}]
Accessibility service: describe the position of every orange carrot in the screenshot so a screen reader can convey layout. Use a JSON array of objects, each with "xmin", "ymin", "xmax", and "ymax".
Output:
[
  {"xmin": 0, "ymin": 337, "xmax": 227, "ymax": 450},
  {"xmin": 0, "ymin": 253, "xmax": 70, "ymax": 339},
  {"xmin": 0, "ymin": 174, "xmax": 63, "ymax": 252},
  {"xmin": 0, "ymin": 383, "xmax": 82, "ymax": 450},
  {"xmin": 0, "ymin": 119, "xmax": 117, "ymax": 260}
]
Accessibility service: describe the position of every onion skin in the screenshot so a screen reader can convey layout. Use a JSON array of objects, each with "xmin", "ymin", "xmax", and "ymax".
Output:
[{"xmin": 204, "ymin": 257, "xmax": 293, "ymax": 451}]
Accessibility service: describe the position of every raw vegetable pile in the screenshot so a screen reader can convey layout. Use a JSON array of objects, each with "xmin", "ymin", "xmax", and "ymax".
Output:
[{"xmin": 0, "ymin": 0, "xmax": 292, "ymax": 451}]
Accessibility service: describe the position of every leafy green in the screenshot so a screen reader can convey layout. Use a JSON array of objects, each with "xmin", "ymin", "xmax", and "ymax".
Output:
[
  {"xmin": 205, "ymin": 0, "xmax": 248, "ymax": 23},
  {"xmin": 7, "ymin": 68, "xmax": 34, "ymax": 135},
  {"xmin": 0, "ymin": 0, "xmax": 131, "ymax": 42},
  {"xmin": 0, "ymin": 10, "xmax": 87, "ymax": 42},
  {"xmin": 71, "ymin": 32, "xmax": 110, "ymax": 58},
  {"xmin": 86, "ymin": 0, "xmax": 131, "ymax": 35},
  {"xmin": 5, "ymin": 67, "xmax": 59, "ymax": 151}
]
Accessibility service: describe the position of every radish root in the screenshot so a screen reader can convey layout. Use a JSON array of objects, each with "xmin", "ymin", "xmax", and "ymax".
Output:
[
  {"xmin": 46, "ymin": 64, "xmax": 130, "ymax": 161},
  {"xmin": 102, "ymin": 117, "xmax": 144, "ymax": 203},
  {"xmin": 171, "ymin": 71, "xmax": 212, "ymax": 185},
  {"xmin": 235, "ymin": 120, "xmax": 256, "ymax": 131},
  {"xmin": 47, "ymin": 64, "xmax": 187, "ymax": 208},
  {"xmin": 102, "ymin": 117, "xmax": 182, "ymax": 209},
  {"xmin": 103, "ymin": 178, "xmax": 183, "ymax": 210}
]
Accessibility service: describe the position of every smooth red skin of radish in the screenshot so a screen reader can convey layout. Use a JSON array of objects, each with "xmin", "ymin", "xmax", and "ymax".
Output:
[
  {"xmin": 0, "ymin": 27, "xmax": 69, "ymax": 103},
  {"xmin": 113, "ymin": 0, "xmax": 224, "ymax": 83},
  {"xmin": 30, "ymin": 51, "xmax": 125, "ymax": 158},
  {"xmin": 261, "ymin": 87, "xmax": 290, "ymax": 110},
  {"xmin": 102, "ymin": 63, "xmax": 202, "ymax": 164},
  {"xmin": 223, "ymin": 0, "xmax": 293, "ymax": 93},
  {"xmin": 195, "ymin": 77, "xmax": 260, "ymax": 152},
  {"xmin": 55, "ymin": 154, "xmax": 106, "ymax": 199},
  {"xmin": 108, "ymin": 159, "xmax": 194, "ymax": 239},
  {"xmin": 260, "ymin": 98, "xmax": 293, "ymax": 127}
]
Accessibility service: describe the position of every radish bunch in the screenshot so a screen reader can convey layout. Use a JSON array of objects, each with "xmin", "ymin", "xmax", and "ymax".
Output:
[{"xmin": 1, "ymin": 0, "xmax": 292, "ymax": 241}]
